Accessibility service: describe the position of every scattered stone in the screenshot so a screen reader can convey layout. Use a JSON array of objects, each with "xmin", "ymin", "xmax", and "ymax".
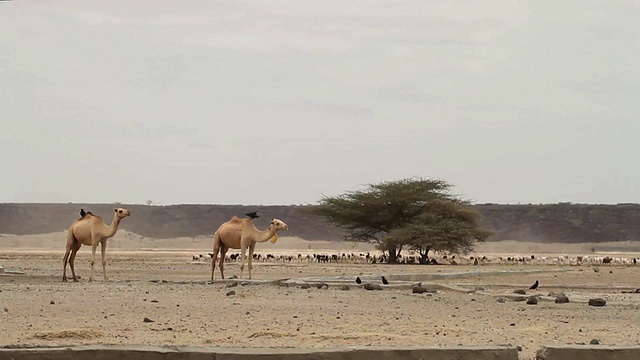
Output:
[
  {"xmin": 470, "ymin": 298, "xmax": 476, "ymax": 302},
  {"xmin": 316, "ymin": 283, "xmax": 328, "ymax": 289},
  {"xmin": 593, "ymin": 267, "xmax": 600, "ymax": 273},
  {"xmin": 300, "ymin": 284, "xmax": 311, "ymax": 289},
  {"xmin": 143, "ymin": 317, "xmax": 154, "ymax": 323},
  {"xmin": 609, "ymin": 270, "xmax": 613, "ymax": 274},
  {"xmin": 588, "ymin": 298, "xmax": 606, "ymax": 307},
  {"xmin": 226, "ymin": 282, "xmax": 238, "ymax": 288},
  {"xmin": 229, "ymin": 275, "xmax": 238, "ymax": 279},
  {"xmin": 340, "ymin": 285, "xmax": 350, "ymax": 291},
  {"xmin": 555, "ymin": 295, "xmax": 570, "ymax": 304},
  {"xmin": 49, "ymin": 300, "xmax": 55, "ymax": 305},
  {"xmin": 150, "ymin": 300, "xmax": 159, "ymax": 303},
  {"xmin": 364, "ymin": 283, "xmax": 383, "ymax": 291},
  {"xmin": 590, "ymin": 339, "xmax": 600, "ymax": 345},
  {"xmin": 226, "ymin": 291, "xmax": 236, "ymax": 296},
  {"xmin": 512, "ymin": 297, "xmax": 527, "ymax": 302},
  {"xmin": 548, "ymin": 291, "xmax": 565, "ymax": 297},
  {"xmin": 513, "ymin": 289, "xmax": 526, "ymax": 295},
  {"xmin": 516, "ymin": 346, "xmax": 523, "ymax": 352},
  {"xmin": 4, "ymin": 307, "xmax": 8, "ymax": 312},
  {"xmin": 412, "ymin": 286, "xmax": 427, "ymax": 294},
  {"xmin": 497, "ymin": 297, "xmax": 506, "ymax": 303},
  {"xmin": 526, "ymin": 297, "xmax": 538, "ymax": 305}
]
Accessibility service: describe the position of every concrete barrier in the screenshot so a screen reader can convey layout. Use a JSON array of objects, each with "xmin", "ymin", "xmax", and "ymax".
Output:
[
  {"xmin": 0, "ymin": 345, "xmax": 519, "ymax": 360},
  {"xmin": 536, "ymin": 345, "xmax": 640, "ymax": 360}
]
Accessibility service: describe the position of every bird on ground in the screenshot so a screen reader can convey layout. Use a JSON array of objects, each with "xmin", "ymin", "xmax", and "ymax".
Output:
[
  {"xmin": 529, "ymin": 280, "xmax": 539, "ymax": 290},
  {"xmin": 355, "ymin": 277, "xmax": 362, "ymax": 284},
  {"xmin": 381, "ymin": 276, "xmax": 389, "ymax": 285},
  {"xmin": 245, "ymin": 211, "xmax": 260, "ymax": 220}
]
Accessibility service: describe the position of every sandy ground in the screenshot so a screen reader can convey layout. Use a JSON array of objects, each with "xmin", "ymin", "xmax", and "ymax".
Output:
[{"xmin": 2, "ymin": 234, "xmax": 640, "ymax": 360}]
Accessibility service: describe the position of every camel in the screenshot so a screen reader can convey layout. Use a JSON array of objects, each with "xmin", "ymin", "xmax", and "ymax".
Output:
[
  {"xmin": 211, "ymin": 216, "xmax": 288, "ymax": 280},
  {"xmin": 62, "ymin": 208, "xmax": 131, "ymax": 282}
]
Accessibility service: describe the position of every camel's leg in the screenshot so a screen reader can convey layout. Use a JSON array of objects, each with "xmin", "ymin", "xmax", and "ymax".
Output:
[
  {"xmin": 248, "ymin": 243, "xmax": 256, "ymax": 280},
  {"xmin": 62, "ymin": 243, "xmax": 72, "ymax": 282},
  {"xmin": 219, "ymin": 245, "xmax": 229, "ymax": 279},
  {"xmin": 89, "ymin": 241, "xmax": 98, "ymax": 282},
  {"xmin": 211, "ymin": 233, "xmax": 221, "ymax": 281},
  {"xmin": 239, "ymin": 243, "xmax": 247, "ymax": 279},
  {"xmin": 69, "ymin": 243, "xmax": 80, "ymax": 282},
  {"xmin": 100, "ymin": 240, "xmax": 109, "ymax": 282}
]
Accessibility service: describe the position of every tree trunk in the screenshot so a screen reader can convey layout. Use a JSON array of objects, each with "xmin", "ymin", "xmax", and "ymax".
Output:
[
  {"xmin": 386, "ymin": 245, "xmax": 398, "ymax": 263},
  {"xmin": 418, "ymin": 246, "xmax": 432, "ymax": 264}
]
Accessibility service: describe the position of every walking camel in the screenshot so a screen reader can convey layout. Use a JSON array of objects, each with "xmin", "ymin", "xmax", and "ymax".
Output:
[
  {"xmin": 211, "ymin": 216, "xmax": 288, "ymax": 280},
  {"xmin": 62, "ymin": 208, "xmax": 131, "ymax": 282}
]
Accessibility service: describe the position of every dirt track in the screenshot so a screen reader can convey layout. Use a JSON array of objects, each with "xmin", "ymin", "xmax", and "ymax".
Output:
[{"xmin": 2, "ymin": 250, "xmax": 640, "ymax": 360}]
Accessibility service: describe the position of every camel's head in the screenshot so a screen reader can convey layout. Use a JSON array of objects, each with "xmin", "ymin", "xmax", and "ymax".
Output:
[
  {"xmin": 269, "ymin": 219, "xmax": 288, "ymax": 233},
  {"xmin": 114, "ymin": 207, "xmax": 131, "ymax": 219}
]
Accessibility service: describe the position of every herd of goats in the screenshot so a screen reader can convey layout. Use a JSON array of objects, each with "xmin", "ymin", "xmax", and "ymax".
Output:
[{"xmin": 192, "ymin": 251, "xmax": 640, "ymax": 267}]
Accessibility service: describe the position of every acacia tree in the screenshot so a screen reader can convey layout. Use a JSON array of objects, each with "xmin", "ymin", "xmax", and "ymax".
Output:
[{"xmin": 307, "ymin": 177, "xmax": 491, "ymax": 263}]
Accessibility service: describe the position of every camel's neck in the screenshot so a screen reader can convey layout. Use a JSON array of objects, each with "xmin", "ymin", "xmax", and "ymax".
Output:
[
  {"xmin": 255, "ymin": 225, "xmax": 278, "ymax": 243},
  {"xmin": 106, "ymin": 214, "xmax": 122, "ymax": 238}
]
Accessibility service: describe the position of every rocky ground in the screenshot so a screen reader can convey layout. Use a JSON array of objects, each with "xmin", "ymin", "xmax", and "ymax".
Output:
[{"xmin": 2, "ymin": 250, "xmax": 640, "ymax": 360}]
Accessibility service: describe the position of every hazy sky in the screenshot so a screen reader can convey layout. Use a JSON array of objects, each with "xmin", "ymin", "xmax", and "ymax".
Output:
[{"xmin": 1, "ymin": 1, "xmax": 639, "ymax": 205}]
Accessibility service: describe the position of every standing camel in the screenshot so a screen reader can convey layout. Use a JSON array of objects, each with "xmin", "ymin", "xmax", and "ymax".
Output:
[
  {"xmin": 62, "ymin": 208, "xmax": 131, "ymax": 282},
  {"xmin": 211, "ymin": 216, "xmax": 288, "ymax": 280}
]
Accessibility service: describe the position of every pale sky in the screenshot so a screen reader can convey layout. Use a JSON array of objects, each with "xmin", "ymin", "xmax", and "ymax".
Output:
[{"xmin": 1, "ymin": 1, "xmax": 639, "ymax": 205}]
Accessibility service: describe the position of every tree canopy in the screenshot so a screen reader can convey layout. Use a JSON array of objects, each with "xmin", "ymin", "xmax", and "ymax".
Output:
[{"xmin": 307, "ymin": 177, "xmax": 492, "ymax": 263}]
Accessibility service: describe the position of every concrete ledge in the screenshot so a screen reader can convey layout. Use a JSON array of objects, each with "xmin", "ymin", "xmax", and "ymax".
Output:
[
  {"xmin": 0, "ymin": 345, "xmax": 519, "ymax": 360},
  {"xmin": 536, "ymin": 345, "xmax": 640, "ymax": 360}
]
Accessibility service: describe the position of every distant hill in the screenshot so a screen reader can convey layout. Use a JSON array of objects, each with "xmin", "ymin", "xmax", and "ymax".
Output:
[{"xmin": 1, "ymin": 202, "xmax": 639, "ymax": 243}]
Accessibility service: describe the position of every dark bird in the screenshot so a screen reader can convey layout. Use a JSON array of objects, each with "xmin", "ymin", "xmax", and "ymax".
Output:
[
  {"xmin": 381, "ymin": 276, "xmax": 389, "ymax": 285},
  {"xmin": 80, "ymin": 208, "xmax": 86, "ymax": 217},
  {"xmin": 529, "ymin": 280, "xmax": 539, "ymax": 290},
  {"xmin": 245, "ymin": 211, "xmax": 260, "ymax": 220},
  {"xmin": 355, "ymin": 276, "xmax": 362, "ymax": 284}
]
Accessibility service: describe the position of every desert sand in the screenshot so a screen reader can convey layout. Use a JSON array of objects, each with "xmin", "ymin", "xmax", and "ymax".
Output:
[{"xmin": 2, "ymin": 232, "xmax": 640, "ymax": 360}]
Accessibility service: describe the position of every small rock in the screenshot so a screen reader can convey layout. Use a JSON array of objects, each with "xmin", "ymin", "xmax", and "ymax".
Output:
[
  {"xmin": 497, "ymin": 297, "xmax": 506, "ymax": 303},
  {"xmin": 513, "ymin": 289, "xmax": 527, "ymax": 295},
  {"xmin": 516, "ymin": 346, "xmax": 523, "ymax": 351},
  {"xmin": 510, "ymin": 323, "xmax": 516, "ymax": 326},
  {"xmin": 226, "ymin": 282, "xmax": 238, "ymax": 288},
  {"xmin": 226, "ymin": 291, "xmax": 236, "ymax": 296},
  {"xmin": 470, "ymin": 298, "xmax": 476, "ymax": 302},
  {"xmin": 316, "ymin": 283, "xmax": 328, "ymax": 289},
  {"xmin": 512, "ymin": 297, "xmax": 527, "ymax": 302},
  {"xmin": 548, "ymin": 291, "xmax": 565, "ymax": 297},
  {"xmin": 143, "ymin": 317, "xmax": 154, "ymax": 323},
  {"xmin": 240, "ymin": 282, "xmax": 250, "ymax": 286},
  {"xmin": 609, "ymin": 270, "xmax": 613, "ymax": 274},
  {"xmin": 590, "ymin": 339, "xmax": 600, "ymax": 345},
  {"xmin": 588, "ymin": 298, "xmax": 606, "ymax": 307},
  {"xmin": 166, "ymin": 327, "xmax": 173, "ymax": 331},
  {"xmin": 49, "ymin": 300, "xmax": 55, "ymax": 305},
  {"xmin": 364, "ymin": 283, "xmax": 383, "ymax": 291},
  {"xmin": 150, "ymin": 300, "xmax": 159, "ymax": 303},
  {"xmin": 593, "ymin": 267, "xmax": 600, "ymax": 273},
  {"xmin": 4, "ymin": 307, "xmax": 8, "ymax": 312},
  {"xmin": 555, "ymin": 295, "xmax": 570, "ymax": 304},
  {"xmin": 412, "ymin": 286, "xmax": 427, "ymax": 294},
  {"xmin": 340, "ymin": 285, "xmax": 350, "ymax": 291},
  {"xmin": 229, "ymin": 275, "xmax": 238, "ymax": 279},
  {"xmin": 526, "ymin": 297, "xmax": 538, "ymax": 305},
  {"xmin": 300, "ymin": 284, "xmax": 311, "ymax": 289}
]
